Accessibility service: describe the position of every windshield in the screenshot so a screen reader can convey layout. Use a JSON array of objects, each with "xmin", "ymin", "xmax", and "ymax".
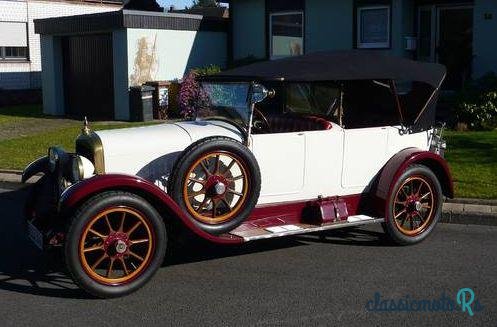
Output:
[{"xmin": 197, "ymin": 82, "xmax": 252, "ymax": 128}]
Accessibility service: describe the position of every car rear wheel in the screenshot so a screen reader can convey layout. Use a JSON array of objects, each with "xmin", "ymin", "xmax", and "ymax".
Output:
[
  {"xmin": 383, "ymin": 165, "xmax": 443, "ymax": 245},
  {"xmin": 65, "ymin": 191, "xmax": 167, "ymax": 298},
  {"xmin": 169, "ymin": 137, "xmax": 261, "ymax": 235}
]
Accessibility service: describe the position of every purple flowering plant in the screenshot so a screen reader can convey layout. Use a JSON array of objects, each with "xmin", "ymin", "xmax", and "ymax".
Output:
[{"xmin": 178, "ymin": 70, "xmax": 211, "ymax": 119}]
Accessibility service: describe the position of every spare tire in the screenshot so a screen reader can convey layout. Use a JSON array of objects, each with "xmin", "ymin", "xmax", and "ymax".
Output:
[{"xmin": 168, "ymin": 137, "xmax": 261, "ymax": 235}]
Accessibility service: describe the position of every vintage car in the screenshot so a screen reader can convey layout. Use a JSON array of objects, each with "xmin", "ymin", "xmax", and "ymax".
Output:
[{"xmin": 22, "ymin": 51, "xmax": 452, "ymax": 298}]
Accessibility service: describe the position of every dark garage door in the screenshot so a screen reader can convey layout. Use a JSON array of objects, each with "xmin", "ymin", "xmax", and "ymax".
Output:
[{"xmin": 62, "ymin": 34, "xmax": 114, "ymax": 120}]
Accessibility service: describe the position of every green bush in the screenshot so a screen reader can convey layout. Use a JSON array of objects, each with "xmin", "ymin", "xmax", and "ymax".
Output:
[
  {"xmin": 193, "ymin": 64, "xmax": 221, "ymax": 76},
  {"xmin": 455, "ymin": 73, "xmax": 497, "ymax": 130}
]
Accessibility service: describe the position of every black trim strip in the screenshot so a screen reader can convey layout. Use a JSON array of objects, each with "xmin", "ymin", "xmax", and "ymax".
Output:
[{"xmin": 35, "ymin": 10, "xmax": 228, "ymax": 35}]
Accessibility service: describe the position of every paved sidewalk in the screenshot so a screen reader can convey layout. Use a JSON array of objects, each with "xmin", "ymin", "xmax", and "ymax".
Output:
[{"xmin": 2, "ymin": 170, "xmax": 496, "ymax": 225}]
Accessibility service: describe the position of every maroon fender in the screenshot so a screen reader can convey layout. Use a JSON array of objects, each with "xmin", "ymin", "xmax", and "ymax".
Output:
[
  {"xmin": 375, "ymin": 148, "xmax": 454, "ymax": 205},
  {"xmin": 59, "ymin": 174, "xmax": 243, "ymax": 245}
]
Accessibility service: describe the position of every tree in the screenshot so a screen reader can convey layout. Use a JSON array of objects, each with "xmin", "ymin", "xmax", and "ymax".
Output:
[{"xmin": 191, "ymin": 0, "xmax": 218, "ymax": 8}]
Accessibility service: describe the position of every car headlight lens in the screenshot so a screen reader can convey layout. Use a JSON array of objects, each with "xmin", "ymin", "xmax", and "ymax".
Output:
[{"xmin": 48, "ymin": 147, "xmax": 59, "ymax": 173}]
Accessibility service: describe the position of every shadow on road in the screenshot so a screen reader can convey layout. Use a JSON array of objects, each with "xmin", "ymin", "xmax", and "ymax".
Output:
[{"xmin": 0, "ymin": 187, "xmax": 390, "ymax": 299}]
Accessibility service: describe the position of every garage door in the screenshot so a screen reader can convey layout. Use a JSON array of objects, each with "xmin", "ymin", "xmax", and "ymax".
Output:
[{"xmin": 62, "ymin": 34, "xmax": 114, "ymax": 120}]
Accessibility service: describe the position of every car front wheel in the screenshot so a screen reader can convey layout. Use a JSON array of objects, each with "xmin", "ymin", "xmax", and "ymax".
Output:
[
  {"xmin": 383, "ymin": 165, "xmax": 443, "ymax": 245},
  {"xmin": 65, "ymin": 191, "xmax": 167, "ymax": 298}
]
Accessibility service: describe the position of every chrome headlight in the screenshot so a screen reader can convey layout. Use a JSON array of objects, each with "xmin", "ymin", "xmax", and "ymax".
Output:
[
  {"xmin": 48, "ymin": 147, "xmax": 59, "ymax": 173},
  {"xmin": 70, "ymin": 156, "xmax": 84, "ymax": 183}
]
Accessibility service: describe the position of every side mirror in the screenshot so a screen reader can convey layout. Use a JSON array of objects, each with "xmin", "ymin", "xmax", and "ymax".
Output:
[{"xmin": 251, "ymin": 83, "xmax": 271, "ymax": 104}]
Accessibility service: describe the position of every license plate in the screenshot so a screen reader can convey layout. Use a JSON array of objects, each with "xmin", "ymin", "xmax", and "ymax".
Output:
[{"xmin": 27, "ymin": 221, "xmax": 43, "ymax": 250}]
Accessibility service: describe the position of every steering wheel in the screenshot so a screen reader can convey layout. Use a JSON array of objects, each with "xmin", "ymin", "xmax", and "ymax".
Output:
[{"xmin": 252, "ymin": 108, "xmax": 271, "ymax": 133}]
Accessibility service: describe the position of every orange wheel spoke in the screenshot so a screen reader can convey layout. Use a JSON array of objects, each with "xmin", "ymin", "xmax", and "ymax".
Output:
[
  {"xmin": 200, "ymin": 161, "xmax": 212, "ymax": 177},
  {"xmin": 127, "ymin": 221, "xmax": 142, "ymax": 236},
  {"xmin": 196, "ymin": 197, "xmax": 210, "ymax": 213},
  {"xmin": 84, "ymin": 244, "xmax": 104, "ymax": 253},
  {"xmin": 415, "ymin": 211, "xmax": 425, "ymax": 222},
  {"xmin": 107, "ymin": 258, "xmax": 115, "ymax": 278},
  {"xmin": 130, "ymin": 239, "xmax": 149, "ymax": 245},
  {"xmin": 231, "ymin": 175, "xmax": 244, "ymax": 181},
  {"xmin": 89, "ymin": 228, "xmax": 106, "ymax": 239},
  {"xmin": 120, "ymin": 258, "xmax": 130, "ymax": 276},
  {"xmin": 420, "ymin": 192, "xmax": 431, "ymax": 201},
  {"xmin": 129, "ymin": 251, "xmax": 144, "ymax": 262},
  {"xmin": 215, "ymin": 155, "xmax": 221, "ymax": 174},
  {"xmin": 228, "ymin": 188, "xmax": 243, "ymax": 197},
  {"xmin": 91, "ymin": 254, "xmax": 107, "ymax": 270},
  {"xmin": 416, "ymin": 182, "xmax": 423, "ymax": 196},
  {"xmin": 394, "ymin": 209, "xmax": 407, "ymax": 219},
  {"xmin": 105, "ymin": 215, "xmax": 114, "ymax": 232},
  {"xmin": 119, "ymin": 212, "xmax": 126, "ymax": 232},
  {"xmin": 212, "ymin": 199, "xmax": 218, "ymax": 218},
  {"xmin": 189, "ymin": 178, "xmax": 205, "ymax": 185},
  {"xmin": 221, "ymin": 198, "xmax": 232, "ymax": 211},
  {"xmin": 223, "ymin": 159, "xmax": 236, "ymax": 176}
]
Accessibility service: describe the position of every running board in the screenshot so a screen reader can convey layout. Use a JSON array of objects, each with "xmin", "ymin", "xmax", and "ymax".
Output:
[{"xmin": 231, "ymin": 215, "xmax": 384, "ymax": 242}]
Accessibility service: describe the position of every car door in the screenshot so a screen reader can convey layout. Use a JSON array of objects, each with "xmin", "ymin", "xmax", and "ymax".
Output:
[
  {"xmin": 341, "ymin": 126, "xmax": 389, "ymax": 192},
  {"xmin": 250, "ymin": 132, "xmax": 306, "ymax": 199}
]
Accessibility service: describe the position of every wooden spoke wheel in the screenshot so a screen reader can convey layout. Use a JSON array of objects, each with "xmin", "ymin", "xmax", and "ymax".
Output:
[
  {"xmin": 393, "ymin": 176, "xmax": 435, "ymax": 236},
  {"xmin": 183, "ymin": 151, "xmax": 250, "ymax": 225},
  {"xmin": 169, "ymin": 137, "xmax": 261, "ymax": 235},
  {"xmin": 79, "ymin": 207, "xmax": 155, "ymax": 285},
  {"xmin": 65, "ymin": 191, "xmax": 167, "ymax": 298},
  {"xmin": 383, "ymin": 165, "xmax": 443, "ymax": 245}
]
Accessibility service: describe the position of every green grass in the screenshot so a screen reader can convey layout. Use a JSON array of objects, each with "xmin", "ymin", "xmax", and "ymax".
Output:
[
  {"xmin": 0, "ymin": 105, "xmax": 44, "ymax": 124},
  {"xmin": 445, "ymin": 130, "xmax": 497, "ymax": 199}
]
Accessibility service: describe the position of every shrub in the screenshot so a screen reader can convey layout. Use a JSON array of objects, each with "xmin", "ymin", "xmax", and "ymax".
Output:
[
  {"xmin": 177, "ymin": 71, "xmax": 210, "ymax": 119},
  {"xmin": 455, "ymin": 72, "xmax": 497, "ymax": 130},
  {"xmin": 177, "ymin": 65, "xmax": 221, "ymax": 119}
]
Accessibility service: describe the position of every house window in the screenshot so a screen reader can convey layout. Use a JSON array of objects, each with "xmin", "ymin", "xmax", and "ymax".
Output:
[
  {"xmin": 270, "ymin": 12, "xmax": 304, "ymax": 59},
  {"xmin": 1, "ymin": 47, "xmax": 28, "ymax": 60},
  {"xmin": 0, "ymin": 21, "xmax": 28, "ymax": 60},
  {"xmin": 357, "ymin": 6, "xmax": 390, "ymax": 49}
]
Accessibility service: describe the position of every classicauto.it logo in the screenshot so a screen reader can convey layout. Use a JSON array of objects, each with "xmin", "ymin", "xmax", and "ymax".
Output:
[{"xmin": 365, "ymin": 288, "xmax": 484, "ymax": 316}]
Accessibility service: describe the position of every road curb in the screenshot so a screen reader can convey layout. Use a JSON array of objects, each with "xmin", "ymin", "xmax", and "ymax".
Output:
[{"xmin": 1, "ymin": 170, "xmax": 496, "ymax": 225}]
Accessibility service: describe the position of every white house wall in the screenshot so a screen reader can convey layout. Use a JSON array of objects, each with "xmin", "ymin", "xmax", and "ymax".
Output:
[
  {"xmin": 126, "ymin": 28, "xmax": 227, "ymax": 86},
  {"xmin": 0, "ymin": 0, "xmax": 120, "ymax": 90}
]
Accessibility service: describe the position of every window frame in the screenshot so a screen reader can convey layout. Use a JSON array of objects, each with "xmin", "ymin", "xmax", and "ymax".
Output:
[
  {"xmin": 269, "ymin": 11, "xmax": 304, "ymax": 60},
  {"xmin": 356, "ymin": 5, "xmax": 391, "ymax": 49}
]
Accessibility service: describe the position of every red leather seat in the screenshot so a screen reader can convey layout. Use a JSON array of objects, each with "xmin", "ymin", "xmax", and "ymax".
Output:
[{"xmin": 267, "ymin": 115, "xmax": 332, "ymax": 133}]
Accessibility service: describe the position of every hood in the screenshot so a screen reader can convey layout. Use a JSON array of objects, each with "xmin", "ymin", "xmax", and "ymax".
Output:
[{"xmin": 95, "ymin": 120, "xmax": 243, "ymax": 188}]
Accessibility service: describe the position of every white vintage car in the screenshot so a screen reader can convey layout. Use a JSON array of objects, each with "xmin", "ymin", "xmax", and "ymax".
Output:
[{"xmin": 23, "ymin": 51, "xmax": 453, "ymax": 298}]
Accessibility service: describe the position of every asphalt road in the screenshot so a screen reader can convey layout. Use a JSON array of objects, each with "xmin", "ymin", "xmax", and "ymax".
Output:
[{"xmin": 0, "ymin": 184, "xmax": 495, "ymax": 326}]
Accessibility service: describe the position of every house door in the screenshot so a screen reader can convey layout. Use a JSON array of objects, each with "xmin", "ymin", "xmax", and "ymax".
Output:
[
  {"xmin": 437, "ymin": 6, "xmax": 473, "ymax": 89},
  {"xmin": 62, "ymin": 34, "xmax": 114, "ymax": 120},
  {"xmin": 417, "ymin": 5, "xmax": 473, "ymax": 89}
]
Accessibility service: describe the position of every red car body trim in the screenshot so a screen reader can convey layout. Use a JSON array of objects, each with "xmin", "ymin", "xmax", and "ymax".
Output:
[
  {"xmin": 59, "ymin": 174, "xmax": 243, "ymax": 244},
  {"xmin": 374, "ymin": 148, "xmax": 454, "ymax": 219}
]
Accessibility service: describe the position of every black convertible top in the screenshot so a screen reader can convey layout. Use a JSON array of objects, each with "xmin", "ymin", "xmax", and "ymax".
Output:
[{"xmin": 212, "ymin": 50, "xmax": 446, "ymax": 88}]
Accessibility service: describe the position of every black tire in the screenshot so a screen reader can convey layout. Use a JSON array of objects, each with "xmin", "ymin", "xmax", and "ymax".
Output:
[
  {"xmin": 383, "ymin": 164, "xmax": 443, "ymax": 245},
  {"xmin": 65, "ymin": 191, "xmax": 167, "ymax": 298},
  {"xmin": 169, "ymin": 136, "xmax": 261, "ymax": 235}
]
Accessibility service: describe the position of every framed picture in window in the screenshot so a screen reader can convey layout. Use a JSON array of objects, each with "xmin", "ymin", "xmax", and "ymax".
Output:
[
  {"xmin": 270, "ymin": 11, "xmax": 304, "ymax": 59},
  {"xmin": 357, "ymin": 6, "xmax": 390, "ymax": 49}
]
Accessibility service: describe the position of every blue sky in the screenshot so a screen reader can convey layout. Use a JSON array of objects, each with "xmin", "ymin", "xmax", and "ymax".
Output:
[{"xmin": 157, "ymin": 0, "xmax": 194, "ymax": 10}]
